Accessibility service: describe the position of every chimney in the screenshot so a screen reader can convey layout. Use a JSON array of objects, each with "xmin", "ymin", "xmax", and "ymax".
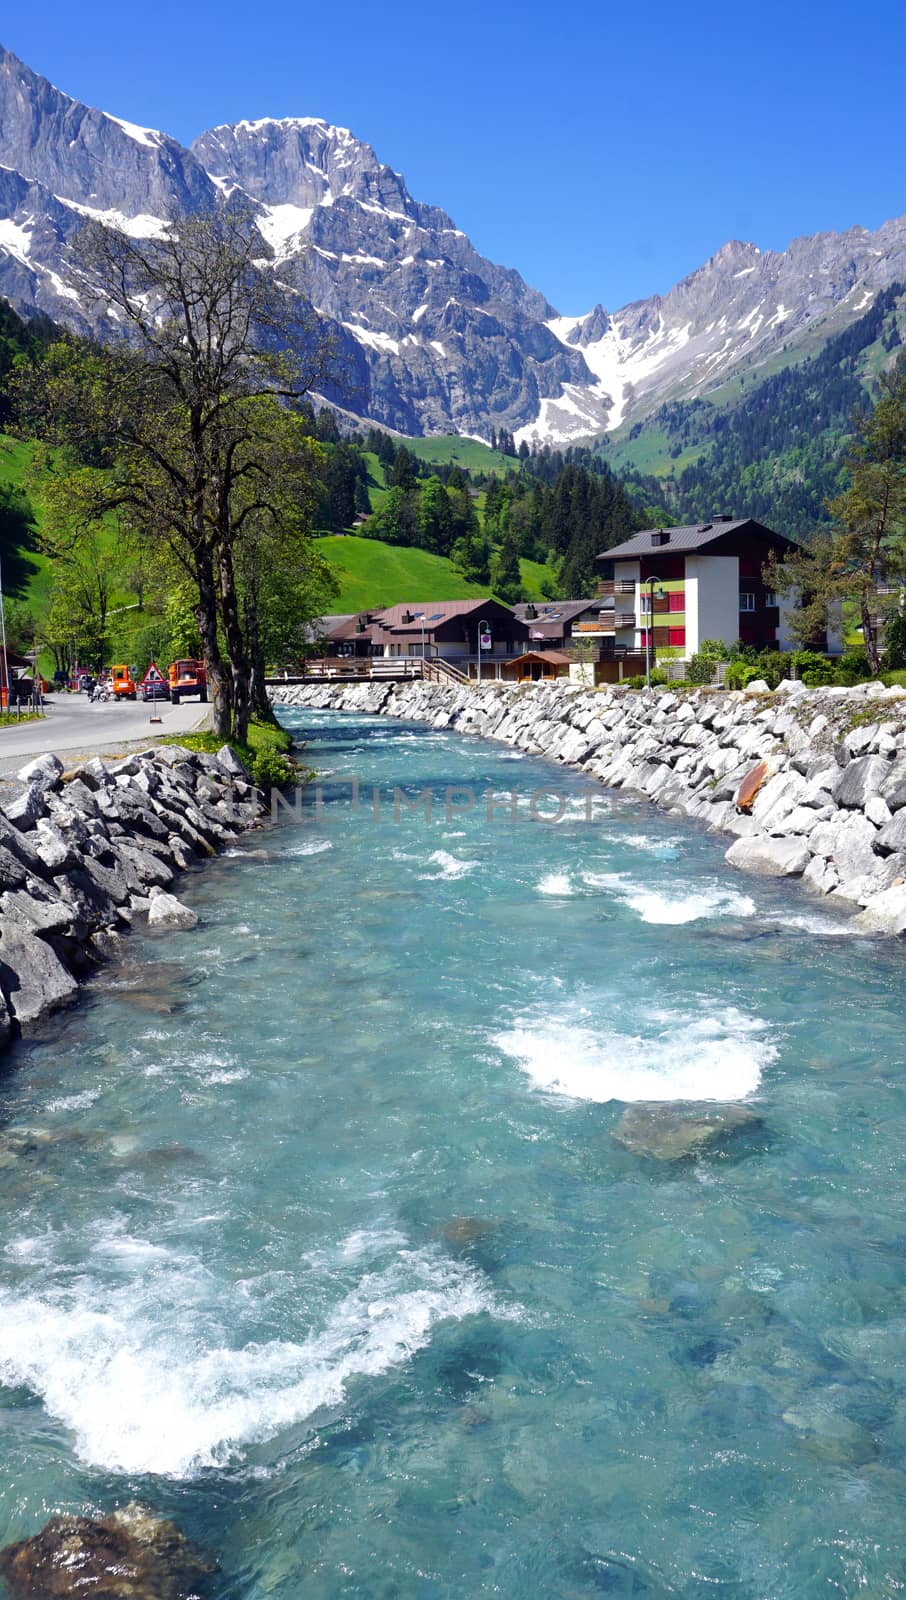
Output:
[{"xmin": 651, "ymin": 529, "xmax": 671, "ymax": 546}]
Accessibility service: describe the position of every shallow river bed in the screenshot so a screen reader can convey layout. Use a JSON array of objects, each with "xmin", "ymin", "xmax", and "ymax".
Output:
[{"xmin": 0, "ymin": 707, "xmax": 904, "ymax": 1599}]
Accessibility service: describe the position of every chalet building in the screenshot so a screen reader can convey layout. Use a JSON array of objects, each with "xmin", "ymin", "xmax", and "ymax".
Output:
[
  {"xmin": 512, "ymin": 600, "xmax": 608, "ymax": 650},
  {"xmin": 326, "ymin": 599, "xmax": 529, "ymax": 669},
  {"xmin": 593, "ymin": 517, "xmax": 840, "ymax": 660}
]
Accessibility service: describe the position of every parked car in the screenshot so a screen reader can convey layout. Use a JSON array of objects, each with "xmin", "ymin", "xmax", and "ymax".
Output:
[
  {"xmin": 141, "ymin": 678, "xmax": 170, "ymax": 702},
  {"xmin": 139, "ymin": 661, "xmax": 170, "ymax": 702}
]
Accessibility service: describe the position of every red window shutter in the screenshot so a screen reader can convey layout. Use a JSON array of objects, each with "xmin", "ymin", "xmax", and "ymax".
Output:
[
  {"xmin": 668, "ymin": 627, "xmax": 686, "ymax": 648},
  {"xmin": 668, "ymin": 590, "xmax": 685, "ymax": 613}
]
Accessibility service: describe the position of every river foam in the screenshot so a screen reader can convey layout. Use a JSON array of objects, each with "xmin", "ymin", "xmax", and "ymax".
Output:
[
  {"xmin": 582, "ymin": 871, "xmax": 756, "ymax": 924},
  {"xmin": 0, "ymin": 1232, "xmax": 497, "ymax": 1478},
  {"xmin": 421, "ymin": 850, "xmax": 481, "ymax": 881},
  {"xmin": 493, "ymin": 1002, "xmax": 776, "ymax": 1103}
]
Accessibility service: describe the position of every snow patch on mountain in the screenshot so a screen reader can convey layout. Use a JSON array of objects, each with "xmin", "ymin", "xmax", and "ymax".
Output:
[
  {"xmin": 343, "ymin": 323, "xmax": 400, "ymax": 354},
  {"xmin": 103, "ymin": 114, "xmax": 163, "ymax": 150},
  {"xmin": 515, "ymin": 312, "xmax": 694, "ymax": 444},
  {"xmin": 0, "ymin": 216, "xmax": 34, "ymax": 267},
  {"xmin": 59, "ymin": 198, "xmax": 167, "ymax": 239},
  {"xmin": 256, "ymin": 202, "xmax": 315, "ymax": 254}
]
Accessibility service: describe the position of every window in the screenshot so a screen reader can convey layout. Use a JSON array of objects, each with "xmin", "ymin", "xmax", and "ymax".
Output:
[
  {"xmin": 739, "ymin": 593, "xmax": 756, "ymax": 612},
  {"xmin": 668, "ymin": 589, "xmax": 685, "ymax": 613},
  {"xmin": 668, "ymin": 627, "xmax": 686, "ymax": 648},
  {"xmin": 764, "ymin": 591, "xmax": 778, "ymax": 608}
]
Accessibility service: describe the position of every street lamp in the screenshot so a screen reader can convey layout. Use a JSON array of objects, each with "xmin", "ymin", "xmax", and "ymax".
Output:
[
  {"xmin": 477, "ymin": 617, "xmax": 491, "ymax": 683},
  {"xmin": 642, "ymin": 577, "xmax": 665, "ymax": 689}
]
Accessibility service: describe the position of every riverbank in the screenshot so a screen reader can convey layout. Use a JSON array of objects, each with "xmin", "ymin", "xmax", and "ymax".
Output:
[
  {"xmin": 270, "ymin": 678, "xmax": 906, "ymax": 934},
  {"xmin": 0, "ymin": 743, "xmax": 266, "ymax": 1048}
]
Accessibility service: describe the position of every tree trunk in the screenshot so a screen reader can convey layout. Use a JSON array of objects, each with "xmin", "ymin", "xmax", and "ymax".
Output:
[
  {"xmin": 217, "ymin": 538, "xmax": 250, "ymax": 745},
  {"xmin": 196, "ymin": 554, "xmax": 230, "ymax": 737},
  {"xmin": 861, "ymin": 592, "xmax": 881, "ymax": 676},
  {"xmin": 243, "ymin": 576, "xmax": 271, "ymax": 717}
]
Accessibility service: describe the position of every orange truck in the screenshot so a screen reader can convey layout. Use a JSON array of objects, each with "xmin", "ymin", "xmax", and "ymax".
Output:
[
  {"xmin": 168, "ymin": 658, "xmax": 208, "ymax": 705},
  {"xmin": 110, "ymin": 664, "xmax": 137, "ymax": 700}
]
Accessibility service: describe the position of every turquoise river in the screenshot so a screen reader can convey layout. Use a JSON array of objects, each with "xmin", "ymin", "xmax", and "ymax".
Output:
[{"xmin": 1, "ymin": 704, "xmax": 905, "ymax": 1599}]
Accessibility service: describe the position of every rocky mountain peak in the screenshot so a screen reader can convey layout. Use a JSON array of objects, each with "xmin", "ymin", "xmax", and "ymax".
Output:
[
  {"xmin": 0, "ymin": 46, "xmax": 211, "ymax": 217},
  {"xmin": 2, "ymin": 44, "xmax": 906, "ymax": 445}
]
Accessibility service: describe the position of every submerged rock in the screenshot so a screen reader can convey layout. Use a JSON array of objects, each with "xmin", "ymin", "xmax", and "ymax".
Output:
[
  {"xmin": 0, "ymin": 1501, "xmax": 216, "ymax": 1599},
  {"xmin": 434, "ymin": 1216, "xmax": 495, "ymax": 1248},
  {"xmin": 612, "ymin": 1103, "xmax": 761, "ymax": 1162},
  {"xmin": 782, "ymin": 1397, "xmax": 879, "ymax": 1465}
]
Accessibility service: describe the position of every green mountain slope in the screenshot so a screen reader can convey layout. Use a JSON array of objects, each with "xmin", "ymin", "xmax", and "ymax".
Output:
[
  {"xmin": 604, "ymin": 284, "xmax": 906, "ymax": 536},
  {"xmin": 317, "ymin": 535, "xmax": 557, "ymax": 612}
]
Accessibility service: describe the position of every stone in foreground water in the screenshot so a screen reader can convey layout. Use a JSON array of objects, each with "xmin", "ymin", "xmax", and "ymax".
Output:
[
  {"xmin": 0, "ymin": 1503, "xmax": 216, "ymax": 1600},
  {"xmin": 612, "ymin": 1102, "xmax": 761, "ymax": 1161}
]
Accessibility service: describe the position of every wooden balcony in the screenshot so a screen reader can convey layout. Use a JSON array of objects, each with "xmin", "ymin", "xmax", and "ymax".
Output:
[
  {"xmin": 598, "ymin": 579, "xmax": 636, "ymax": 598},
  {"xmin": 582, "ymin": 611, "xmax": 636, "ymax": 633}
]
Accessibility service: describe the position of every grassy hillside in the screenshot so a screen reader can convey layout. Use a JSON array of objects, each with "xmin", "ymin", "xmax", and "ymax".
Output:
[
  {"xmin": 317, "ymin": 534, "xmax": 558, "ymax": 612},
  {"xmin": 406, "ymin": 435, "xmax": 517, "ymax": 476},
  {"xmin": 0, "ymin": 436, "xmax": 52, "ymax": 607}
]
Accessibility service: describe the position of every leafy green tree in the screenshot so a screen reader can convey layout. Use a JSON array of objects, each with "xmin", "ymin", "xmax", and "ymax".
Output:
[
  {"xmin": 885, "ymin": 609, "xmax": 906, "ymax": 668},
  {"xmin": 417, "ymin": 475, "xmax": 454, "ymax": 556},
  {"xmin": 769, "ymin": 357, "xmax": 906, "ymax": 674},
  {"xmin": 11, "ymin": 208, "xmax": 330, "ymax": 740},
  {"xmin": 451, "ymin": 528, "xmax": 491, "ymax": 585}
]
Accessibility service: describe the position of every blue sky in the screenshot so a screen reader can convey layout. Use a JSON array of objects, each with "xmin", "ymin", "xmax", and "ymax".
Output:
[{"xmin": 4, "ymin": 0, "xmax": 905, "ymax": 314}]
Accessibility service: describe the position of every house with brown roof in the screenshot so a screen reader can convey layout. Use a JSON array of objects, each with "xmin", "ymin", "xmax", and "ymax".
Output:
[
  {"xmin": 326, "ymin": 599, "xmax": 529, "ymax": 673},
  {"xmin": 593, "ymin": 517, "xmax": 841, "ymax": 661},
  {"xmin": 513, "ymin": 600, "xmax": 610, "ymax": 649}
]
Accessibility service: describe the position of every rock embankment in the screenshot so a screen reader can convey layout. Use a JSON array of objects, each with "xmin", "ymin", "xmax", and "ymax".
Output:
[
  {"xmin": 270, "ymin": 677, "xmax": 906, "ymax": 935},
  {"xmin": 0, "ymin": 743, "xmax": 266, "ymax": 1048}
]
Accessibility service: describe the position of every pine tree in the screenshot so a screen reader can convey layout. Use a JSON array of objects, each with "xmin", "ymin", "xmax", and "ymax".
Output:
[
  {"xmin": 390, "ymin": 444, "xmax": 418, "ymax": 491},
  {"xmin": 490, "ymin": 527, "xmax": 523, "ymax": 604}
]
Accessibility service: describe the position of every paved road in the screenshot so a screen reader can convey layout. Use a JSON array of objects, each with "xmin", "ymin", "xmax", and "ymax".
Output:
[{"xmin": 0, "ymin": 693, "xmax": 210, "ymax": 780}]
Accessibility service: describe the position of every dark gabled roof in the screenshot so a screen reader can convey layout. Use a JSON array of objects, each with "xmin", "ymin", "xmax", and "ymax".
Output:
[
  {"xmin": 312, "ymin": 614, "xmax": 355, "ymax": 635},
  {"xmin": 513, "ymin": 600, "xmax": 600, "ymax": 623},
  {"xmin": 598, "ymin": 518, "xmax": 801, "ymax": 562},
  {"xmin": 327, "ymin": 599, "xmax": 524, "ymax": 644},
  {"xmin": 375, "ymin": 599, "xmax": 514, "ymax": 631}
]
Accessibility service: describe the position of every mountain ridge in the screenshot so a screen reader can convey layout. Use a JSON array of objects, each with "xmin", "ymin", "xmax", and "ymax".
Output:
[{"xmin": 1, "ymin": 43, "xmax": 905, "ymax": 444}]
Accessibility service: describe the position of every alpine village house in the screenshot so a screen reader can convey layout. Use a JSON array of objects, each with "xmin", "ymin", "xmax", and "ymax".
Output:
[{"xmin": 307, "ymin": 519, "xmax": 836, "ymax": 680}]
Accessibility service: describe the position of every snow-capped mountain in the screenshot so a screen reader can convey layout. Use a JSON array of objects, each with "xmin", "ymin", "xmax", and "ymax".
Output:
[
  {"xmin": 526, "ymin": 231, "xmax": 906, "ymax": 446},
  {"xmin": 2, "ymin": 43, "xmax": 906, "ymax": 442}
]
